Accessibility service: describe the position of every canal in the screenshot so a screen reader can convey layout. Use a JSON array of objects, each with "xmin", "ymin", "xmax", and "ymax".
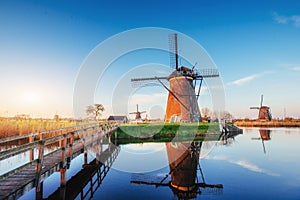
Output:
[{"xmin": 2, "ymin": 127, "xmax": 300, "ymax": 200}]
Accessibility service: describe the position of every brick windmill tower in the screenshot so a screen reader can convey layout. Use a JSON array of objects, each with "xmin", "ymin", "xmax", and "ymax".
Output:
[
  {"xmin": 131, "ymin": 33, "xmax": 219, "ymax": 123},
  {"xmin": 250, "ymin": 95, "xmax": 272, "ymax": 121}
]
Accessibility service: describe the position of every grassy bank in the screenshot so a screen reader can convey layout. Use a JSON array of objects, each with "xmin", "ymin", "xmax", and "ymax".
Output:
[{"xmin": 112, "ymin": 122, "xmax": 222, "ymax": 144}]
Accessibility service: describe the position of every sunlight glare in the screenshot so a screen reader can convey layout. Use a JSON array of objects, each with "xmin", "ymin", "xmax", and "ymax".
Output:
[{"xmin": 21, "ymin": 91, "xmax": 41, "ymax": 104}]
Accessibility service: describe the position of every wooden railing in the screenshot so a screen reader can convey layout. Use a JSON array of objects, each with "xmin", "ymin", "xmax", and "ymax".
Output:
[
  {"xmin": 0, "ymin": 122, "xmax": 118, "ymax": 160},
  {"xmin": 0, "ymin": 122, "xmax": 119, "ymax": 200}
]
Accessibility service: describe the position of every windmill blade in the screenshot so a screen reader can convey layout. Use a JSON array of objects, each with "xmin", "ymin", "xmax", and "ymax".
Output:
[
  {"xmin": 260, "ymin": 95, "xmax": 263, "ymax": 107},
  {"xmin": 131, "ymin": 77, "xmax": 168, "ymax": 82},
  {"xmin": 196, "ymin": 78, "xmax": 203, "ymax": 100},
  {"xmin": 131, "ymin": 77, "xmax": 168, "ymax": 88},
  {"xmin": 250, "ymin": 107, "xmax": 260, "ymax": 109},
  {"xmin": 262, "ymin": 140, "xmax": 266, "ymax": 154},
  {"xmin": 198, "ymin": 69, "xmax": 219, "ymax": 78},
  {"xmin": 168, "ymin": 33, "xmax": 178, "ymax": 70},
  {"xmin": 140, "ymin": 111, "xmax": 147, "ymax": 114},
  {"xmin": 156, "ymin": 77, "xmax": 190, "ymax": 112},
  {"xmin": 131, "ymin": 173, "xmax": 170, "ymax": 187}
]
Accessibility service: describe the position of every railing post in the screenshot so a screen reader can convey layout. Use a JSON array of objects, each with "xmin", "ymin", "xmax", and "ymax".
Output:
[
  {"xmin": 60, "ymin": 133, "xmax": 67, "ymax": 168},
  {"xmin": 29, "ymin": 135, "xmax": 34, "ymax": 162},
  {"xmin": 36, "ymin": 182, "xmax": 43, "ymax": 200},
  {"xmin": 109, "ymin": 144, "xmax": 112, "ymax": 165},
  {"xmin": 35, "ymin": 140, "xmax": 45, "ymax": 199},
  {"xmin": 84, "ymin": 149, "xmax": 88, "ymax": 166},
  {"xmin": 82, "ymin": 137, "xmax": 88, "ymax": 165},
  {"xmin": 59, "ymin": 167, "xmax": 67, "ymax": 200},
  {"xmin": 38, "ymin": 131, "xmax": 43, "ymax": 141},
  {"xmin": 81, "ymin": 138, "xmax": 85, "ymax": 153},
  {"xmin": 67, "ymin": 132, "xmax": 74, "ymax": 168}
]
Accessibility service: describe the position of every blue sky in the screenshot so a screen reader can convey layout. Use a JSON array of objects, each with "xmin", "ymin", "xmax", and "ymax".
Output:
[{"xmin": 0, "ymin": 0, "xmax": 300, "ymax": 119}]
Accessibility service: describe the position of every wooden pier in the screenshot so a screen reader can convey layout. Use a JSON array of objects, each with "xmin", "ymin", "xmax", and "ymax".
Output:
[
  {"xmin": 222, "ymin": 123, "xmax": 243, "ymax": 135},
  {"xmin": 0, "ymin": 122, "xmax": 119, "ymax": 200}
]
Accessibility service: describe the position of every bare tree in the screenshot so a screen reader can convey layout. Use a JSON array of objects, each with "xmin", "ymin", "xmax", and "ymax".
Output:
[
  {"xmin": 221, "ymin": 111, "xmax": 233, "ymax": 121},
  {"xmin": 86, "ymin": 104, "xmax": 105, "ymax": 120}
]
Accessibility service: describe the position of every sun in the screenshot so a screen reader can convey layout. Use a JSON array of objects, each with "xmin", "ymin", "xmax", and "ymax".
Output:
[{"xmin": 21, "ymin": 91, "xmax": 41, "ymax": 104}]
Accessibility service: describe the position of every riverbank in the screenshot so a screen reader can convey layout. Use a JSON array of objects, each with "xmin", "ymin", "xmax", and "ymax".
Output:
[
  {"xmin": 112, "ymin": 122, "xmax": 222, "ymax": 144},
  {"xmin": 234, "ymin": 119, "xmax": 300, "ymax": 127}
]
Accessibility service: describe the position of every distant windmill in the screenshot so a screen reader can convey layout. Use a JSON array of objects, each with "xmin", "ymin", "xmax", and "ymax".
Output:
[
  {"xmin": 250, "ymin": 95, "xmax": 272, "ymax": 121},
  {"xmin": 129, "ymin": 104, "xmax": 146, "ymax": 120},
  {"xmin": 131, "ymin": 33, "xmax": 219, "ymax": 122}
]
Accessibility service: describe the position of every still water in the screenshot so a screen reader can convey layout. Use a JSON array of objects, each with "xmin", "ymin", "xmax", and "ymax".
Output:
[{"xmin": 17, "ymin": 127, "xmax": 300, "ymax": 200}]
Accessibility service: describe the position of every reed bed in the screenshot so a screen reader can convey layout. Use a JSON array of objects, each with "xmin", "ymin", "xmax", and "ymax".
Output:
[
  {"xmin": 0, "ymin": 119, "xmax": 78, "ymax": 139},
  {"xmin": 234, "ymin": 119, "xmax": 300, "ymax": 127}
]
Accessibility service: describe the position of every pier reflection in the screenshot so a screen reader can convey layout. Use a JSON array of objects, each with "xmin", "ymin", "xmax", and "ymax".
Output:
[
  {"xmin": 131, "ymin": 141, "xmax": 223, "ymax": 199},
  {"xmin": 46, "ymin": 143, "xmax": 120, "ymax": 200}
]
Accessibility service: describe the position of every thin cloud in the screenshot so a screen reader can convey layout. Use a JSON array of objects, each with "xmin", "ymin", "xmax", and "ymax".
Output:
[
  {"xmin": 206, "ymin": 155, "xmax": 280, "ymax": 177},
  {"xmin": 227, "ymin": 74, "xmax": 261, "ymax": 86},
  {"xmin": 234, "ymin": 160, "xmax": 280, "ymax": 177},
  {"xmin": 272, "ymin": 12, "xmax": 289, "ymax": 24},
  {"xmin": 278, "ymin": 63, "xmax": 300, "ymax": 71},
  {"xmin": 235, "ymin": 160, "xmax": 264, "ymax": 173},
  {"xmin": 272, "ymin": 12, "xmax": 300, "ymax": 27},
  {"xmin": 291, "ymin": 66, "xmax": 300, "ymax": 71}
]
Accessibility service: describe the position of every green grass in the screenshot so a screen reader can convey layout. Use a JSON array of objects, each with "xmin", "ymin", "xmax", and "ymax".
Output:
[{"xmin": 112, "ymin": 122, "xmax": 222, "ymax": 144}]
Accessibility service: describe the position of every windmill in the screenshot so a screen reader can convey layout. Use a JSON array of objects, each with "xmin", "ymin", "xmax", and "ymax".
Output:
[
  {"xmin": 129, "ymin": 104, "xmax": 146, "ymax": 121},
  {"xmin": 131, "ymin": 33, "xmax": 219, "ymax": 123},
  {"xmin": 250, "ymin": 95, "xmax": 272, "ymax": 121}
]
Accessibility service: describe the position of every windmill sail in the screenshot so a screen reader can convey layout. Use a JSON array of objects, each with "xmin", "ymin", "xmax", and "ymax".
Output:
[{"xmin": 168, "ymin": 33, "xmax": 178, "ymax": 70}]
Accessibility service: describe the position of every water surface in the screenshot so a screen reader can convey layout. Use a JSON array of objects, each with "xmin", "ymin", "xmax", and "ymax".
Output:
[{"xmin": 12, "ymin": 128, "xmax": 300, "ymax": 199}]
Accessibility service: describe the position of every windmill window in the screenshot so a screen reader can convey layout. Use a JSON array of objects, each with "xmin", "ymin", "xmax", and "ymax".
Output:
[{"xmin": 174, "ymin": 97, "xmax": 177, "ymax": 102}]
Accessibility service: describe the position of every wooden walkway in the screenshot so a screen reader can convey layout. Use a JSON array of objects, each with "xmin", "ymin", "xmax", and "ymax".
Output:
[{"xmin": 0, "ymin": 123, "xmax": 119, "ymax": 200}]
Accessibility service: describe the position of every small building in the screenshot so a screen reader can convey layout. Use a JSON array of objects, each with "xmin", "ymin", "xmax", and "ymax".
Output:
[{"xmin": 107, "ymin": 115, "xmax": 128, "ymax": 124}]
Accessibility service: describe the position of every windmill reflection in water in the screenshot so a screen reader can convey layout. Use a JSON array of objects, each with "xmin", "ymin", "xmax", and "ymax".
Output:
[
  {"xmin": 252, "ymin": 129, "xmax": 271, "ymax": 154},
  {"xmin": 131, "ymin": 141, "xmax": 223, "ymax": 199}
]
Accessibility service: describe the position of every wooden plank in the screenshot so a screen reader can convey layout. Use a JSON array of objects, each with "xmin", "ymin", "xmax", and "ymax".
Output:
[
  {"xmin": 0, "ymin": 181, "xmax": 23, "ymax": 186},
  {"xmin": 0, "ymin": 141, "xmax": 38, "ymax": 160}
]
